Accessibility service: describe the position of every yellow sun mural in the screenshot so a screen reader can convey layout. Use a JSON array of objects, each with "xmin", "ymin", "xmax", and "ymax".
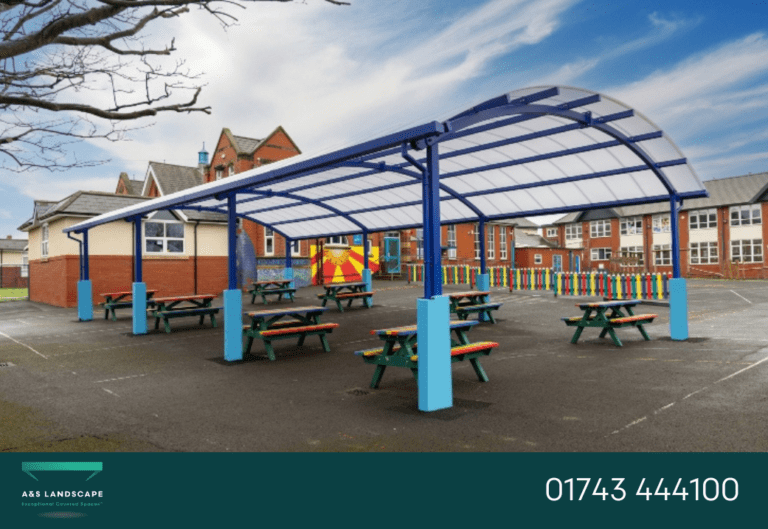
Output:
[{"xmin": 310, "ymin": 245, "xmax": 380, "ymax": 285}]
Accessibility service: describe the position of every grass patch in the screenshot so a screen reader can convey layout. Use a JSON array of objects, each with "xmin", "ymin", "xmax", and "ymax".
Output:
[{"xmin": 0, "ymin": 288, "xmax": 27, "ymax": 300}]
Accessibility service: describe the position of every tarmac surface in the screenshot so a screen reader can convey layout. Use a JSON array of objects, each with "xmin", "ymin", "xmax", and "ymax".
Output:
[{"xmin": 1, "ymin": 279, "xmax": 766, "ymax": 452}]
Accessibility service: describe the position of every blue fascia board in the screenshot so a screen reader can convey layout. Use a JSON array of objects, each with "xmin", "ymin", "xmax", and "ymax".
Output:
[{"xmin": 63, "ymin": 121, "xmax": 444, "ymax": 234}]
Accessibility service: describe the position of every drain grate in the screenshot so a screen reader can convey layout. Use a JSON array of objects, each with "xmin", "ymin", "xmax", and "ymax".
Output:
[
  {"xmin": 0, "ymin": 362, "xmax": 14, "ymax": 367},
  {"xmin": 345, "ymin": 388, "xmax": 370, "ymax": 396}
]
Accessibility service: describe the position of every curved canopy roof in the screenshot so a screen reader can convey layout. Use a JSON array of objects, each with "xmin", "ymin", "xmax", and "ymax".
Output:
[{"xmin": 65, "ymin": 86, "xmax": 708, "ymax": 238}]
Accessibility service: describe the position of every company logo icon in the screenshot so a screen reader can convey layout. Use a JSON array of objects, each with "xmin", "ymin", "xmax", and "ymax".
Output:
[{"xmin": 22, "ymin": 462, "xmax": 102, "ymax": 481}]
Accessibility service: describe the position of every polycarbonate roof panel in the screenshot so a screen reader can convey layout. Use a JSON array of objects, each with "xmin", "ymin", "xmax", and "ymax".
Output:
[{"xmin": 64, "ymin": 85, "xmax": 707, "ymax": 238}]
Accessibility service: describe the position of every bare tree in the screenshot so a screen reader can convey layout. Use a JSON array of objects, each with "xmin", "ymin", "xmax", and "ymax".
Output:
[{"xmin": 0, "ymin": 0, "xmax": 348, "ymax": 171}]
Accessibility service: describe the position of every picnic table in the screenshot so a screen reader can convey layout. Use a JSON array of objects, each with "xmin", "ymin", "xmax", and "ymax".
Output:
[
  {"xmin": 448, "ymin": 290, "xmax": 502, "ymax": 323},
  {"xmin": 243, "ymin": 305, "xmax": 339, "ymax": 361},
  {"xmin": 317, "ymin": 281, "xmax": 374, "ymax": 312},
  {"xmin": 249, "ymin": 279, "xmax": 296, "ymax": 305},
  {"xmin": 561, "ymin": 300, "xmax": 657, "ymax": 347},
  {"xmin": 148, "ymin": 294, "xmax": 220, "ymax": 333},
  {"xmin": 100, "ymin": 290, "xmax": 157, "ymax": 321},
  {"xmin": 354, "ymin": 320, "xmax": 498, "ymax": 389}
]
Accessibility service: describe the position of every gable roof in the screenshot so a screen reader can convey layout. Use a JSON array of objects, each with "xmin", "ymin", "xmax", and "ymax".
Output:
[
  {"xmin": 18, "ymin": 192, "xmax": 151, "ymax": 231},
  {"xmin": 144, "ymin": 161, "xmax": 204, "ymax": 196},
  {"xmin": 222, "ymin": 126, "xmax": 301, "ymax": 158},
  {"xmin": 0, "ymin": 238, "xmax": 28, "ymax": 251},
  {"xmin": 117, "ymin": 172, "xmax": 144, "ymax": 195},
  {"xmin": 514, "ymin": 227, "xmax": 556, "ymax": 248}
]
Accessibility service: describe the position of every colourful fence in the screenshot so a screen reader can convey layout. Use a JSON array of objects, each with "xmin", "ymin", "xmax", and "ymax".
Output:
[
  {"xmin": 407, "ymin": 265, "xmax": 509, "ymax": 288},
  {"xmin": 510, "ymin": 268, "xmax": 671, "ymax": 300}
]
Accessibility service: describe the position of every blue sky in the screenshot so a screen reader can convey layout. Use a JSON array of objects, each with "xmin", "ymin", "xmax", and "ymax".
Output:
[{"xmin": 2, "ymin": 0, "xmax": 768, "ymax": 239}]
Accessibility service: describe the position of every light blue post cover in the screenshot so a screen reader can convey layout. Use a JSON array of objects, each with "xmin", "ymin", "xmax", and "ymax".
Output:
[
  {"xmin": 362, "ymin": 268, "xmax": 373, "ymax": 307},
  {"xmin": 77, "ymin": 280, "xmax": 93, "ymax": 321},
  {"xmin": 284, "ymin": 267, "xmax": 294, "ymax": 290},
  {"xmin": 476, "ymin": 273, "xmax": 490, "ymax": 322},
  {"xmin": 669, "ymin": 278, "xmax": 688, "ymax": 341},
  {"xmin": 417, "ymin": 295, "xmax": 452, "ymax": 412},
  {"xmin": 132, "ymin": 282, "xmax": 147, "ymax": 335},
  {"xmin": 224, "ymin": 289, "xmax": 243, "ymax": 362}
]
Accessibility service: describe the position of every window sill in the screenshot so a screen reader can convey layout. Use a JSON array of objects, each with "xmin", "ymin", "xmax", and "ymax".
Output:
[{"xmin": 143, "ymin": 255, "xmax": 187, "ymax": 260}]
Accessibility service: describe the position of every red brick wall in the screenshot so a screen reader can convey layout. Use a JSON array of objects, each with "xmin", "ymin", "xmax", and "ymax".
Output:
[
  {"xmin": 0, "ymin": 266, "xmax": 27, "ymax": 288},
  {"xmin": 514, "ymin": 248, "xmax": 572, "ymax": 270},
  {"xmin": 29, "ymin": 255, "xmax": 229, "ymax": 308}
]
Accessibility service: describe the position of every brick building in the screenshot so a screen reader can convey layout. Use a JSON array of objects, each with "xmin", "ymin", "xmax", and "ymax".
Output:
[
  {"xmin": 0, "ymin": 237, "xmax": 28, "ymax": 288},
  {"xmin": 541, "ymin": 172, "xmax": 768, "ymax": 278}
]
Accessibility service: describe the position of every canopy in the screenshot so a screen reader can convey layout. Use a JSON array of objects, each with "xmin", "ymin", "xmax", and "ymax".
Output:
[{"xmin": 65, "ymin": 86, "xmax": 708, "ymax": 237}]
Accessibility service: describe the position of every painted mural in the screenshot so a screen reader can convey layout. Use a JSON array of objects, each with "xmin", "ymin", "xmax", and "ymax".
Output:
[{"xmin": 310, "ymin": 245, "xmax": 379, "ymax": 285}]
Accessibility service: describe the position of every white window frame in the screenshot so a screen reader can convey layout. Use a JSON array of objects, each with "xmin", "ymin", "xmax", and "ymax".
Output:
[
  {"xmin": 325, "ymin": 235, "xmax": 347, "ymax": 246},
  {"xmin": 534, "ymin": 254, "xmax": 542, "ymax": 265},
  {"xmin": 228, "ymin": 164, "xmax": 235, "ymax": 177},
  {"xmin": 590, "ymin": 248, "xmax": 611, "ymax": 261},
  {"xmin": 21, "ymin": 254, "xmax": 29, "ymax": 277},
  {"xmin": 215, "ymin": 168, "xmax": 223, "ymax": 181},
  {"xmin": 731, "ymin": 239, "xmax": 763, "ymax": 263},
  {"xmin": 689, "ymin": 208, "xmax": 717, "ymax": 230},
  {"xmin": 290, "ymin": 239, "xmax": 300, "ymax": 256},
  {"xmin": 415, "ymin": 229, "xmax": 424, "ymax": 260},
  {"xmin": 590, "ymin": 219, "xmax": 611, "ymax": 238},
  {"xmin": 41, "ymin": 223, "xmax": 49, "ymax": 259},
  {"xmin": 499, "ymin": 228, "xmax": 507, "ymax": 260},
  {"xmin": 652, "ymin": 214, "xmax": 671, "ymax": 233},
  {"xmin": 565, "ymin": 223, "xmax": 582, "ymax": 240},
  {"xmin": 653, "ymin": 244, "xmax": 671, "ymax": 265},
  {"xmin": 690, "ymin": 241, "xmax": 718, "ymax": 265},
  {"xmin": 487, "ymin": 225, "xmax": 495, "ymax": 260},
  {"xmin": 264, "ymin": 227, "xmax": 274, "ymax": 256},
  {"xmin": 144, "ymin": 219, "xmax": 185, "ymax": 255},
  {"xmin": 546, "ymin": 227, "xmax": 558, "ymax": 238},
  {"xmin": 474, "ymin": 224, "xmax": 481, "ymax": 260},
  {"xmin": 619, "ymin": 246, "xmax": 644, "ymax": 267},
  {"xmin": 730, "ymin": 204, "xmax": 761, "ymax": 226},
  {"xmin": 447, "ymin": 225, "xmax": 457, "ymax": 260},
  {"xmin": 620, "ymin": 216, "xmax": 642, "ymax": 235}
]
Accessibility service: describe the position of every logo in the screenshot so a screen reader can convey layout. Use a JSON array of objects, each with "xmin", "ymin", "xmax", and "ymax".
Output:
[{"xmin": 22, "ymin": 462, "xmax": 102, "ymax": 481}]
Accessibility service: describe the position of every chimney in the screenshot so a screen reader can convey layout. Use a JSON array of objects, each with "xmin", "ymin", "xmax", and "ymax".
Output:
[
  {"xmin": 6, "ymin": 235, "xmax": 11, "ymax": 239},
  {"xmin": 198, "ymin": 143, "xmax": 209, "ymax": 175}
]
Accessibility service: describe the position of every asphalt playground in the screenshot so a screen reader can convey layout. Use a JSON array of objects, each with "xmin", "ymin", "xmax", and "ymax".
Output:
[{"xmin": 1, "ymin": 279, "xmax": 766, "ymax": 452}]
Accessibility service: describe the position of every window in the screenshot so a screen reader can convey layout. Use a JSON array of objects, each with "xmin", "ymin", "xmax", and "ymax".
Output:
[
  {"xmin": 145, "ymin": 220, "xmax": 184, "ymax": 254},
  {"xmin": 590, "ymin": 219, "xmax": 611, "ymax": 238},
  {"xmin": 653, "ymin": 244, "xmax": 671, "ymax": 265},
  {"xmin": 590, "ymin": 248, "xmax": 611, "ymax": 261},
  {"xmin": 730, "ymin": 204, "xmax": 761, "ymax": 226},
  {"xmin": 228, "ymin": 164, "xmax": 235, "ymax": 177},
  {"xmin": 290, "ymin": 240, "xmax": 300, "ymax": 256},
  {"xmin": 21, "ymin": 254, "xmax": 28, "ymax": 277},
  {"xmin": 325, "ymin": 235, "xmax": 347, "ymax": 246},
  {"xmin": 619, "ymin": 246, "xmax": 644, "ymax": 266},
  {"xmin": 690, "ymin": 242, "xmax": 718, "ymax": 264},
  {"xmin": 447, "ymin": 225, "xmax": 457, "ymax": 260},
  {"xmin": 499, "ymin": 228, "xmax": 507, "ymax": 260},
  {"xmin": 264, "ymin": 227, "xmax": 274, "ymax": 255},
  {"xmin": 546, "ymin": 227, "xmax": 558, "ymax": 238},
  {"xmin": 689, "ymin": 208, "xmax": 717, "ymax": 230},
  {"xmin": 487, "ymin": 225, "xmax": 495, "ymax": 260},
  {"xmin": 652, "ymin": 214, "xmax": 670, "ymax": 233},
  {"xmin": 565, "ymin": 223, "xmax": 581, "ymax": 240},
  {"xmin": 41, "ymin": 223, "xmax": 49, "ymax": 258},
  {"xmin": 620, "ymin": 216, "xmax": 642, "ymax": 235},
  {"xmin": 534, "ymin": 254, "xmax": 542, "ymax": 265},
  {"xmin": 731, "ymin": 239, "xmax": 763, "ymax": 263},
  {"xmin": 215, "ymin": 168, "xmax": 223, "ymax": 181},
  {"xmin": 474, "ymin": 224, "xmax": 481, "ymax": 260},
  {"xmin": 415, "ymin": 229, "xmax": 424, "ymax": 260}
]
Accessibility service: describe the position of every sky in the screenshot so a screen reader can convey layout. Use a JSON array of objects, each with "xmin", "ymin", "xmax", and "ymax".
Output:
[{"xmin": 2, "ymin": 0, "xmax": 768, "ymax": 239}]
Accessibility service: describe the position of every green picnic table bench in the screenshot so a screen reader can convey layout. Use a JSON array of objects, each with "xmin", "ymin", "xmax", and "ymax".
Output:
[
  {"xmin": 99, "ymin": 289, "xmax": 157, "ymax": 321},
  {"xmin": 317, "ymin": 281, "xmax": 374, "ymax": 312},
  {"xmin": 147, "ymin": 294, "xmax": 220, "ymax": 333},
  {"xmin": 243, "ymin": 306, "xmax": 338, "ymax": 361},
  {"xmin": 448, "ymin": 290, "xmax": 502, "ymax": 323},
  {"xmin": 354, "ymin": 320, "xmax": 498, "ymax": 388},
  {"xmin": 249, "ymin": 279, "xmax": 296, "ymax": 304},
  {"xmin": 562, "ymin": 300, "xmax": 657, "ymax": 347}
]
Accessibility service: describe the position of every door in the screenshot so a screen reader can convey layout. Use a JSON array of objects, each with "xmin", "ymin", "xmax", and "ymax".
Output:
[
  {"xmin": 574, "ymin": 255, "xmax": 581, "ymax": 272},
  {"xmin": 553, "ymin": 254, "xmax": 563, "ymax": 272},
  {"xmin": 383, "ymin": 237, "xmax": 400, "ymax": 274}
]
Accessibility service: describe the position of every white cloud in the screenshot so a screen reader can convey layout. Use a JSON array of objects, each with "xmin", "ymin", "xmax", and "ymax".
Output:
[{"xmin": 8, "ymin": 174, "xmax": 117, "ymax": 201}]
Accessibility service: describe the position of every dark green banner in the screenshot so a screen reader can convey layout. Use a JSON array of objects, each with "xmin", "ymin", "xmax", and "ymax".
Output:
[{"xmin": 1, "ymin": 453, "xmax": 764, "ymax": 527}]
